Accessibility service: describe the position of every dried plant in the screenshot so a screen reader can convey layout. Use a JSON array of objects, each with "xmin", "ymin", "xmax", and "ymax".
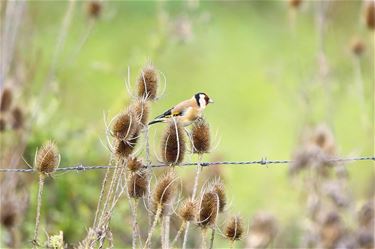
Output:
[
  {"xmin": 86, "ymin": 0, "xmax": 102, "ymax": 19},
  {"xmin": 137, "ymin": 64, "xmax": 159, "ymax": 101},
  {"xmin": 161, "ymin": 119, "xmax": 186, "ymax": 165},
  {"xmin": 364, "ymin": 0, "xmax": 375, "ymax": 30},
  {"xmin": 246, "ymin": 212, "xmax": 278, "ymax": 249},
  {"xmin": 127, "ymin": 156, "xmax": 143, "ymax": 172},
  {"xmin": 225, "ymin": 216, "xmax": 243, "ymax": 249},
  {"xmin": 0, "ymin": 88, "xmax": 13, "ymax": 112},
  {"xmin": 128, "ymin": 171, "xmax": 148, "ymax": 199}
]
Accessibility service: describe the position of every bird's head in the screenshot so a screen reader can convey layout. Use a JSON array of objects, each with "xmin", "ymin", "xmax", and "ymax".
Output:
[{"xmin": 194, "ymin": 92, "xmax": 214, "ymax": 108}]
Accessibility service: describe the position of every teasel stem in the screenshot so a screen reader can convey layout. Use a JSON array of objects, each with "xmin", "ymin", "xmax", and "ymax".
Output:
[
  {"xmin": 33, "ymin": 174, "xmax": 46, "ymax": 247},
  {"xmin": 144, "ymin": 127, "xmax": 152, "ymax": 222},
  {"xmin": 201, "ymin": 228, "xmax": 208, "ymax": 249},
  {"xmin": 182, "ymin": 155, "xmax": 203, "ymax": 249},
  {"xmin": 353, "ymin": 56, "xmax": 369, "ymax": 126},
  {"xmin": 229, "ymin": 240, "xmax": 235, "ymax": 249},
  {"xmin": 162, "ymin": 215, "xmax": 170, "ymax": 249},
  {"xmin": 171, "ymin": 221, "xmax": 186, "ymax": 248},
  {"xmin": 144, "ymin": 204, "xmax": 162, "ymax": 249},
  {"xmin": 209, "ymin": 227, "xmax": 215, "ymax": 249},
  {"xmin": 93, "ymin": 167, "xmax": 110, "ymax": 227}
]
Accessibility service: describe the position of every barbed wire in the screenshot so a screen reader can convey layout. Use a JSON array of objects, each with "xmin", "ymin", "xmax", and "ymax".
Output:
[{"xmin": 0, "ymin": 156, "xmax": 373, "ymax": 173}]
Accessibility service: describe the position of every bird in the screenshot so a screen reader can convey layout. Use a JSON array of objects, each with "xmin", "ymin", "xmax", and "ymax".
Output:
[{"xmin": 148, "ymin": 92, "xmax": 214, "ymax": 126}]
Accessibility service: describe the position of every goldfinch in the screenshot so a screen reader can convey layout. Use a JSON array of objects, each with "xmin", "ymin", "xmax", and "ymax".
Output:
[{"xmin": 148, "ymin": 92, "xmax": 214, "ymax": 126}]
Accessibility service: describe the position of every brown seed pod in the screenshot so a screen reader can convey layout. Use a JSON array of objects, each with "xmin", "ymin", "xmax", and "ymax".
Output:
[
  {"xmin": 161, "ymin": 120, "xmax": 186, "ymax": 165},
  {"xmin": 127, "ymin": 156, "xmax": 143, "ymax": 172},
  {"xmin": 128, "ymin": 171, "xmax": 148, "ymax": 199},
  {"xmin": 247, "ymin": 212, "xmax": 278, "ymax": 249},
  {"xmin": 114, "ymin": 134, "xmax": 138, "ymax": 159},
  {"xmin": 225, "ymin": 216, "xmax": 243, "ymax": 241},
  {"xmin": 365, "ymin": 1, "xmax": 375, "ymax": 30},
  {"xmin": 0, "ymin": 88, "xmax": 13, "ymax": 112},
  {"xmin": 0, "ymin": 116, "xmax": 6, "ymax": 132},
  {"xmin": 111, "ymin": 111, "xmax": 137, "ymax": 141},
  {"xmin": 0, "ymin": 201, "xmax": 17, "ymax": 228},
  {"xmin": 137, "ymin": 64, "xmax": 158, "ymax": 101},
  {"xmin": 197, "ymin": 191, "xmax": 218, "ymax": 228},
  {"xmin": 191, "ymin": 118, "xmax": 210, "ymax": 154},
  {"xmin": 289, "ymin": 0, "xmax": 302, "ymax": 8},
  {"xmin": 153, "ymin": 172, "xmax": 177, "ymax": 207},
  {"xmin": 179, "ymin": 200, "xmax": 196, "ymax": 222},
  {"xmin": 87, "ymin": 0, "xmax": 102, "ymax": 18},
  {"xmin": 212, "ymin": 181, "xmax": 226, "ymax": 212},
  {"xmin": 131, "ymin": 100, "xmax": 149, "ymax": 126},
  {"xmin": 35, "ymin": 141, "xmax": 60, "ymax": 174},
  {"xmin": 351, "ymin": 37, "xmax": 366, "ymax": 57},
  {"xmin": 11, "ymin": 106, "xmax": 24, "ymax": 129}
]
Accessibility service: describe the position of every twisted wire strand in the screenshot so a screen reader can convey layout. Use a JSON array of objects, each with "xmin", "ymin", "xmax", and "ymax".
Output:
[{"xmin": 0, "ymin": 156, "xmax": 374, "ymax": 173}]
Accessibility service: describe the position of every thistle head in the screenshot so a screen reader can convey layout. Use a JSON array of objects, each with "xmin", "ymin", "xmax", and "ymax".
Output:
[
  {"xmin": 126, "ymin": 156, "xmax": 143, "ymax": 172},
  {"xmin": 153, "ymin": 172, "xmax": 177, "ymax": 209},
  {"xmin": 111, "ymin": 111, "xmax": 137, "ymax": 141},
  {"xmin": 35, "ymin": 141, "xmax": 60, "ymax": 175},
  {"xmin": 197, "ymin": 190, "xmax": 218, "ymax": 228}
]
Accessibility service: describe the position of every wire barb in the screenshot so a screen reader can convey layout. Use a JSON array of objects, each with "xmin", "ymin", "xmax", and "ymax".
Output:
[{"xmin": 0, "ymin": 156, "xmax": 374, "ymax": 173}]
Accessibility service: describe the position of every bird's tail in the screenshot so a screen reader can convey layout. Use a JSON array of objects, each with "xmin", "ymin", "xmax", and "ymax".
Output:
[{"xmin": 148, "ymin": 119, "xmax": 164, "ymax": 125}]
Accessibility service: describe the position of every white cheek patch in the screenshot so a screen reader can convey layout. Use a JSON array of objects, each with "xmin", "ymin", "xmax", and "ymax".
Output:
[{"xmin": 199, "ymin": 96, "xmax": 206, "ymax": 108}]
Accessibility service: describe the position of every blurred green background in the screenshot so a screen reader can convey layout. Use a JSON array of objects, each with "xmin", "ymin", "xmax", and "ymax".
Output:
[{"xmin": 1, "ymin": 1, "xmax": 374, "ymax": 248}]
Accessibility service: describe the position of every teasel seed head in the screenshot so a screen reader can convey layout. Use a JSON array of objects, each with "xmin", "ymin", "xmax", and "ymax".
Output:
[
  {"xmin": 178, "ymin": 199, "xmax": 196, "ymax": 222},
  {"xmin": 35, "ymin": 141, "xmax": 60, "ymax": 175},
  {"xmin": 114, "ymin": 134, "xmax": 139, "ymax": 159},
  {"xmin": 0, "ymin": 116, "xmax": 6, "ymax": 132},
  {"xmin": 111, "ymin": 111, "xmax": 137, "ymax": 141},
  {"xmin": 247, "ymin": 212, "xmax": 278, "ymax": 249},
  {"xmin": 311, "ymin": 124, "xmax": 336, "ymax": 156},
  {"xmin": 212, "ymin": 180, "xmax": 226, "ymax": 212},
  {"xmin": 225, "ymin": 216, "xmax": 243, "ymax": 241},
  {"xmin": 128, "ymin": 171, "xmax": 148, "ymax": 199},
  {"xmin": 87, "ymin": 0, "xmax": 102, "ymax": 19},
  {"xmin": 289, "ymin": 0, "xmax": 302, "ymax": 9},
  {"xmin": 161, "ymin": 119, "xmax": 186, "ymax": 165},
  {"xmin": 153, "ymin": 172, "xmax": 177, "ymax": 209},
  {"xmin": 351, "ymin": 37, "xmax": 365, "ymax": 57},
  {"xmin": 0, "ymin": 88, "xmax": 13, "ymax": 112},
  {"xmin": 126, "ymin": 156, "xmax": 143, "ymax": 172},
  {"xmin": 358, "ymin": 201, "xmax": 374, "ymax": 228},
  {"xmin": 137, "ymin": 64, "xmax": 158, "ymax": 101},
  {"xmin": 131, "ymin": 100, "xmax": 149, "ymax": 126},
  {"xmin": 191, "ymin": 118, "xmax": 210, "ymax": 154},
  {"xmin": 1, "ymin": 201, "xmax": 18, "ymax": 228},
  {"xmin": 320, "ymin": 212, "xmax": 343, "ymax": 248},
  {"xmin": 11, "ymin": 106, "xmax": 24, "ymax": 130},
  {"xmin": 197, "ymin": 191, "xmax": 218, "ymax": 228},
  {"xmin": 365, "ymin": 0, "xmax": 375, "ymax": 30}
]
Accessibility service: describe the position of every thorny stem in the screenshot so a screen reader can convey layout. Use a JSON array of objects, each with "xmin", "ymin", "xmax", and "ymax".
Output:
[
  {"xmin": 182, "ymin": 155, "xmax": 203, "ymax": 249},
  {"xmin": 144, "ymin": 205, "xmax": 162, "ymax": 249},
  {"xmin": 33, "ymin": 174, "xmax": 46, "ymax": 248},
  {"xmin": 171, "ymin": 221, "xmax": 186, "ymax": 247},
  {"xmin": 162, "ymin": 215, "xmax": 170, "ymax": 249},
  {"xmin": 209, "ymin": 227, "xmax": 215, "ymax": 249}
]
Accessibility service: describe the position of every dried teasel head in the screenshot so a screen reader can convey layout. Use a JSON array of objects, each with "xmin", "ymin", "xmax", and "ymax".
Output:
[
  {"xmin": 0, "ymin": 201, "xmax": 18, "ymax": 228},
  {"xmin": 131, "ymin": 100, "xmax": 149, "ymax": 126},
  {"xmin": 225, "ymin": 216, "xmax": 243, "ymax": 241},
  {"xmin": 11, "ymin": 106, "xmax": 24, "ymax": 130},
  {"xmin": 311, "ymin": 124, "xmax": 336, "ymax": 156},
  {"xmin": 111, "ymin": 111, "xmax": 138, "ymax": 141},
  {"xmin": 137, "ymin": 63, "xmax": 159, "ymax": 101},
  {"xmin": 351, "ymin": 37, "xmax": 366, "ymax": 57},
  {"xmin": 289, "ymin": 0, "xmax": 302, "ymax": 9},
  {"xmin": 126, "ymin": 156, "xmax": 143, "ymax": 172},
  {"xmin": 128, "ymin": 171, "xmax": 148, "ymax": 199},
  {"xmin": 365, "ymin": 0, "xmax": 375, "ymax": 30},
  {"xmin": 191, "ymin": 118, "xmax": 210, "ymax": 154},
  {"xmin": 197, "ymin": 190, "xmax": 218, "ymax": 228},
  {"xmin": 178, "ymin": 199, "xmax": 196, "ymax": 222},
  {"xmin": 358, "ymin": 200, "xmax": 374, "ymax": 229},
  {"xmin": 247, "ymin": 212, "xmax": 278, "ymax": 249},
  {"xmin": 211, "ymin": 180, "xmax": 226, "ymax": 212},
  {"xmin": 153, "ymin": 172, "xmax": 177, "ymax": 209},
  {"xmin": 114, "ymin": 135, "xmax": 138, "ymax": 159},
  {"xmin": 161, "ymin": 119, "xmax": 186, "ymax": 165},
  {"xmin": 35, "ymin": 141, "xmax": 60, "ymax": 175},
  {"xmin": 87, "ymin": 0, "xmax": 102, "ymax": 19},
  {"xmin": 0, "ymin": 88, "xmax": 13, "ymax": 112},
  {"xmin": 320, "ymin": 212, "xmax": 343, "ymax": 248}
]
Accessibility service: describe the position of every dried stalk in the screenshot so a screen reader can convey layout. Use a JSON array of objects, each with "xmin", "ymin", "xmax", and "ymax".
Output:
[
  {"xmin": 144, "ymin": 205, "xmax": 162, "ymax": 249},
  {"xmin": 33, "ymin": 174, "xmax": 46, "ymax": 247}
]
